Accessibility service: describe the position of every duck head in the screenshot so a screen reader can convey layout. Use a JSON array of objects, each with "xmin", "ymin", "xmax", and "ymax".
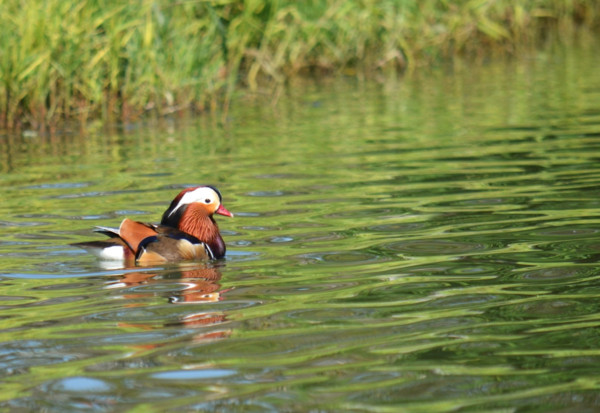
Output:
[{"xmin": 161, "ymin": 186, "xmax": 233, "ymax": 258}]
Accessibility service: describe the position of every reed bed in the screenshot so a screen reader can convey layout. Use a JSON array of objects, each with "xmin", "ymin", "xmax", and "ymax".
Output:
[{"xmin": 0, "ymin": 0, "xmax": 598, "ymax": 130}]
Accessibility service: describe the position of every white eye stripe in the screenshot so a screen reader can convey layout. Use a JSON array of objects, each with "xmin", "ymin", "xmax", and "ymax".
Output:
[{"xmin": 168, "ymin": 187, "xmax": 219, "ymax": 217}]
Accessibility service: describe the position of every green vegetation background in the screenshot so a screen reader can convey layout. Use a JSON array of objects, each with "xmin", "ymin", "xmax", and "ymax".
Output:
[{"xmin": 0, "ymin": 0, "xmax": 598, "ymax": 130}]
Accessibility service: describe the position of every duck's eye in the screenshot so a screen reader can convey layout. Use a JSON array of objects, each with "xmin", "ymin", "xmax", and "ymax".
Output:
[{"xmin": 204, "ymin": 198, "xmax": 211, "ymax": 204}]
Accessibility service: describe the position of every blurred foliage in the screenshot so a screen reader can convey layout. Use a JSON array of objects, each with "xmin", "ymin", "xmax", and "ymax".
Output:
[{"xmin": 0, "ymin": 0, "xmax": 598, "ymax": 130}]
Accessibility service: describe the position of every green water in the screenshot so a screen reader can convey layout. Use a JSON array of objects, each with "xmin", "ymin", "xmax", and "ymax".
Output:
[{"xmin": 2, "ymin": 45, "xmax": 600, "ymax": 411}]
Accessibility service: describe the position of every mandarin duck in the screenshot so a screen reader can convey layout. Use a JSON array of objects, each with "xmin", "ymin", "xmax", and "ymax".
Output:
[{"xmin": 73, "ymin": 186, "xmax": 233, "ymax": 264}]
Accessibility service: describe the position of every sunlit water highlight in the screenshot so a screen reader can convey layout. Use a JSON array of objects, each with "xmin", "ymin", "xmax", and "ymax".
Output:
[{"xmin": 2, "ymin": 45, "xmax": 600, "ymax": 411}]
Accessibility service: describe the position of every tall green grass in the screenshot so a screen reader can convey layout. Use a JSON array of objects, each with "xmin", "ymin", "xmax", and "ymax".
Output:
[{"xmin": 0, "ymin": 0, "xmax": 598, "ymax": 130}]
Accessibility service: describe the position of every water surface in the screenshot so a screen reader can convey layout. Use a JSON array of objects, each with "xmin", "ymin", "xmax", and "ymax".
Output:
[{"xmin": 2, "ymin": 45, "xmax": 600, "ymax": 411}]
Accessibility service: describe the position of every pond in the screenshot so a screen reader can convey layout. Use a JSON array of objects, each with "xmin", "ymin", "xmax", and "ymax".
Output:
[{"xmin": 2, "ymin": 44, "xmax": 600, "ymax": 411}]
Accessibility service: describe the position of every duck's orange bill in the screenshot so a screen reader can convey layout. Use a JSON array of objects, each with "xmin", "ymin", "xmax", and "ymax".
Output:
[{"xmin": 216, "ymin": 204, "xmax": 234, "ymax": 217}]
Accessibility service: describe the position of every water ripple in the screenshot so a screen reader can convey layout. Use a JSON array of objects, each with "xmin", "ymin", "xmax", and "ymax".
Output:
[{"xmin": 2, "ymin": 46, "xmax": 600, "ymax": 411}]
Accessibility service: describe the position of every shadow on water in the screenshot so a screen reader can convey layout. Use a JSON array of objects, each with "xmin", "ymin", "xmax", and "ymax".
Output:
[
  {"xmin": 2, "ymin": 44, "xmax": 600, "ymax": 410},
  {"xmin": 104, "ymin": 264, "xmax": 231, "ymax": 332}
]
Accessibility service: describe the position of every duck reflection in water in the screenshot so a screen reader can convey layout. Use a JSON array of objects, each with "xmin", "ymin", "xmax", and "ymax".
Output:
[{"xmin": 104, "ymin": 263, "xmax": 232, "ymax": 342}]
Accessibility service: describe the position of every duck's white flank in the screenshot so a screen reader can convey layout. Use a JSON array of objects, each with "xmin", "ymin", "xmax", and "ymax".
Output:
[{"xmin": 94, "ymin": 245, "xmax": 126, "ymax": 261}]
